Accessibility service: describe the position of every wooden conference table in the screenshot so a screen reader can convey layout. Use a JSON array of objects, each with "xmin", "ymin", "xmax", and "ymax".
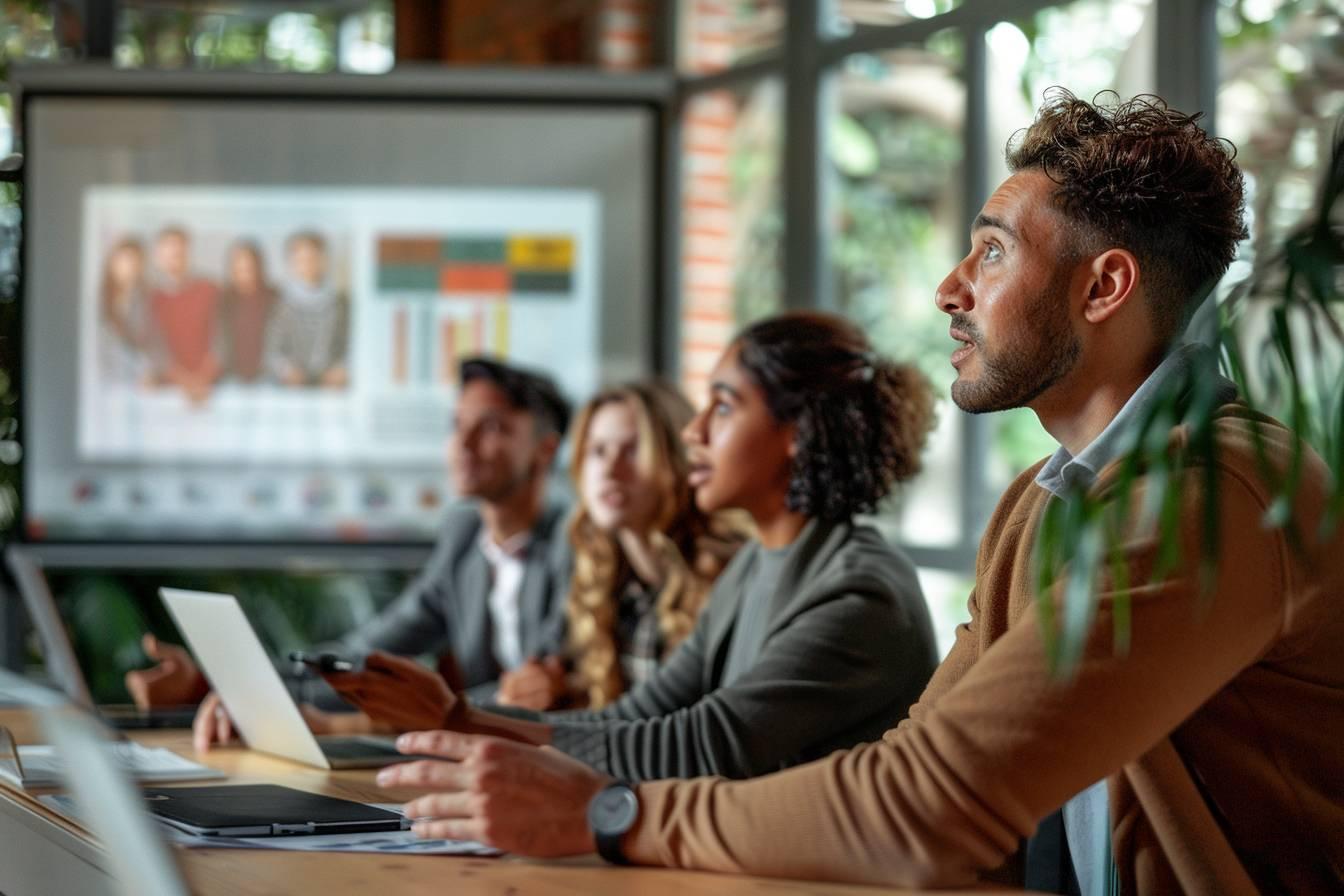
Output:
[{"xmin": 0, "ymin": 708, "xmax": 1028, "ymax": 895}]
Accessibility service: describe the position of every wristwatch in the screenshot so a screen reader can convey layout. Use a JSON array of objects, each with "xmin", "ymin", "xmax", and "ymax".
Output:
[{"xmin": 587, "ymin": 781, "xmax": 640, "ymax": 866}]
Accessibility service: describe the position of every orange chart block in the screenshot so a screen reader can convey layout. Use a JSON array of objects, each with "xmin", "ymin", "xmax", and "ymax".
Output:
[{"xmin": 440, "ymin": 266, "xmax": 511, "ymax": 294}]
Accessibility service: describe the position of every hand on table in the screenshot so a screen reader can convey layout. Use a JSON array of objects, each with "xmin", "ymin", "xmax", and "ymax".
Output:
[
  {"xmin": 376, "ymin": 729, "xmax": 610, "ymax": 857},
  {"xmin": 496, "ymin": 656, "xmax": 567, "ymax": 711},
  {"xmin": 192, "ymin": 691, "xmax": 371, "ymax": 752},
  {"xmin": 192, "ymin": 691, "xmax": 236, "ymax": 752},
  {"xmin": 322, "ymin": 650, "xmax": 457, "ymax": 733},
  {"xmin": 124, "ymin": 634, "xmax": 209, "ymax": 710}
]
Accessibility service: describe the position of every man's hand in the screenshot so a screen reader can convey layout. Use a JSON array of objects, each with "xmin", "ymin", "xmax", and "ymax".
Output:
[
  {"xmin": 496, "ymin": 656, "xmax": 567, "ymax": 710},
  {"xmin": 376, "ymin": 730, "xmax": 609, "ymax": 857},
  {"xmin": 191, "ymin": 691, "xmax": 236, "ymax": 752},
  {"xmin": 193, "ymin": 692, "xmax": 370, "ymax": 752},
  {"xmin": 322, "ymin": 651, "xmax": 457, "ymax": 733},
  {"xmin": 124, "ymin": 634, "xmax": 208, "ymax": 710}
]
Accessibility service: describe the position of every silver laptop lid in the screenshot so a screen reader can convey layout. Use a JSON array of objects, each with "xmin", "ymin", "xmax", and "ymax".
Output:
[{"xmin": 158, "ymin": 588, "xmax": 330, "ymax": 769}]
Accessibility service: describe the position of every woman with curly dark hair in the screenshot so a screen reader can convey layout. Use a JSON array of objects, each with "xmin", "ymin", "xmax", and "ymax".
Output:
[{"xmin": 326, "ymin": 309, "xmax": 940, "ymax": 783}]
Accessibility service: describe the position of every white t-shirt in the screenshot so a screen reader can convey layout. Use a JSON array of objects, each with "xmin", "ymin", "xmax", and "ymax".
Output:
[{"xmin": 479, "ymin": 530, "xmax": 531, "ymax": 671}]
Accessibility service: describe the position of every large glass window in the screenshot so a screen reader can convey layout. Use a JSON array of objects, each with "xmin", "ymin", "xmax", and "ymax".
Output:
[
  {"xmin": 830, "ymin": 34, "xmax": 965, "ymax": 549},
  {"xmin": 1218, "ymin": 0, "xmax": 1344, "ymax": 251},
  {"xmin": 828, "ymin": 0, "xmax": 963, "ymax": 34},
  {"xmin": 114, "ymin": 1, "xmax": 393, "ymax": 73},
  {"xmin": 1, "ymin": 5, "xmax": 59, "ymax": 157},
  {"xmin": 1216, "ymin": 0, "xmax": 1344, "ymax": 436}
]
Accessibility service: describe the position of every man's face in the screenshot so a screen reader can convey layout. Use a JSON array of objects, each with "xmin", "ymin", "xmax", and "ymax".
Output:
[
  {"xmin": 935, "ymin": 170, "xmax": 1083, "ymax": 414},
  {"xmin": 448, "ymin": 379, "xmax": 545, "ymax": 502},
  {"xmin": 154, "ymin": 234, "xmax": 188, "ymax": 281}
]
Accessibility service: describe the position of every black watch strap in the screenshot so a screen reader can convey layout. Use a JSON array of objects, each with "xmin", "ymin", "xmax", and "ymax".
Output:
[{"xmin": 587, "ymin": 781, "xmax": 640, "ymax": 866}]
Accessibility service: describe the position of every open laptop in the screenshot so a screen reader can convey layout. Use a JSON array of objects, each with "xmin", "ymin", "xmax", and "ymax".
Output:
[
  {"xmin": 5, "ymin": 547, "xmax": 198, "ymax": 729},
  {"xmin": 158, "ymin": 587, "xmax": 409, "ymax": 769}
]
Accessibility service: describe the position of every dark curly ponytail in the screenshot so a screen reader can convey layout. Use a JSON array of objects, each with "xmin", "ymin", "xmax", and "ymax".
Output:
[{"xmin": 734, "ymin": 311, "xmax": 935, "ymax": 521}]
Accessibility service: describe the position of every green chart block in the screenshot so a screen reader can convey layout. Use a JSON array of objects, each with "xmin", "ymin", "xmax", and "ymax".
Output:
[
  {"xmin": 444, "ymin": 238, "xmax": 507, "ymax": 264},
  {"xmin": 511, "ymin": 271, "xmax": 573, "ymax": 294},
  {"xmin": 378, "ymin": 265, "xmax": 440, "ymax": 292}
]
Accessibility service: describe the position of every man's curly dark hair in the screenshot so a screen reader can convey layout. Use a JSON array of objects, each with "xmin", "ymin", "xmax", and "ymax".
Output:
[
  {"xmin": 1007, "ymin": 89, "xmax": 1248, "ymax": 346},
  {"xmin": 735, "ymin": 311, "xmax": 935, "ymax": 521}
]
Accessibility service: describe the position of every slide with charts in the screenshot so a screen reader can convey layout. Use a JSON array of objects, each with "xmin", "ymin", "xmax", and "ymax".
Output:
[{"xmin": 31, "ymin": 187, "xmax": 600, "ymax": 541}]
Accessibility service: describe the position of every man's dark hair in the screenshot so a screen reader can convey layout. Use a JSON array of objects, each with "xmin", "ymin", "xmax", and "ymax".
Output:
[
  {"xmin": 156, "ymin": 225, "xmax": 189, "ymax": 244},
  {"xmin": 460, "ymin": 356, "xmax": 571, "ymax": 439},
  {"xmin": 735, "ymin": 311, "xmax": 935, "ymax": 521},
  {"xmin": 1007, "ymin": 89, "xmax": 1247, "ymax": 347}
]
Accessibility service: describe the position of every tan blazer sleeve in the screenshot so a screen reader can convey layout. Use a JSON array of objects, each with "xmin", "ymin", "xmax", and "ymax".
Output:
[
  {"xmin": 896, "ymin": 584, "xmax": 979, "ymax": 732},
  {"xmin": 623, "ymin": 465, "xmax": 1289, "ymax": 888}
]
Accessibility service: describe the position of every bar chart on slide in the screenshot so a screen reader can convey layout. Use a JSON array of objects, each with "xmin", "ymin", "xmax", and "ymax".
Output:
[{"xmin": 376, "ymin": 234, "xmax": 575, "ymax": 386}]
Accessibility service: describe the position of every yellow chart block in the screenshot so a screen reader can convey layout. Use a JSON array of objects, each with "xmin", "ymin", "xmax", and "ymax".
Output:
[{"xmin": 507, "ymin": 236, "xmax": 574, "ymax": 271}]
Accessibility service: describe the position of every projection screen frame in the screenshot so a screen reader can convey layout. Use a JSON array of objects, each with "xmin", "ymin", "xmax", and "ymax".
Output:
[{"xmin": 10, "ymin": 64, "xmax": 675, "ymax": 568}]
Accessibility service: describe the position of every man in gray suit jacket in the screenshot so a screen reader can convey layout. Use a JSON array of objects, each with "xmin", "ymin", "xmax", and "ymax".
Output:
[
  {"xmin": 329, "ymin": 499, "xmax": 571, "ymax": 704},
  {"xmin": 128, "ymin": 357, "xmax": 575, "ymax": 713},
  {"xmin": 321, "ymin": 357, "xmax": 575, "ymax": 703}
]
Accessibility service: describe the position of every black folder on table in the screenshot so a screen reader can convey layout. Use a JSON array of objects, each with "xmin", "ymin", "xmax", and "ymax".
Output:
[{"xmin": 143, "ymin": 783, "xmax": 408, "ymax": 837}]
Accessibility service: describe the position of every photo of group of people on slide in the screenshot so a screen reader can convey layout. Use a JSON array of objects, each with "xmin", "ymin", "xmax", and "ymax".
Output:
[{"xmin": 98, "ymin": 226, "xmax": 350, "ymax": 403}]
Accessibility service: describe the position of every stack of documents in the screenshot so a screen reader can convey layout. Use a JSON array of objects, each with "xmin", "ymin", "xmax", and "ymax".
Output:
[{"xmin": 0, "ymin": 728, "xmax": 225, "ymax": 789}]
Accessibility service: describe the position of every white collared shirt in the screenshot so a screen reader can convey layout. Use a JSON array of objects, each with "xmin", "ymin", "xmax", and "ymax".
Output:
[{"xmin": 479, "ymin": 530, "xmax": 532, "ymax": 671}]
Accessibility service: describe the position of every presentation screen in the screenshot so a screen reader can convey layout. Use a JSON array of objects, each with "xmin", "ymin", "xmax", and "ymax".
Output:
[{"xmin": 22, "ymin": 91, "xmax": 655, "ymax": 543}]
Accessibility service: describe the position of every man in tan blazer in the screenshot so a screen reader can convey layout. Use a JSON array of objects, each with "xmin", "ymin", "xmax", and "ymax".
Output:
[{"xmin": 375, "ymin": 91, "xmax": 1344, "ymax": 895}]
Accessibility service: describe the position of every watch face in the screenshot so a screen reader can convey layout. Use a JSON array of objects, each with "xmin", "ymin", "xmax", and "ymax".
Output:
[{"xmin": 588, "ymin": 784, "xmax": 639, "ymax": 834}]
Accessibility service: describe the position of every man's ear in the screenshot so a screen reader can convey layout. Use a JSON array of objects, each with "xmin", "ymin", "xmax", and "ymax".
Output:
[
  {"xmin": 535, "ymin": 431, "xmax": 562, "ymax": 471},
  {"xmin": 1083, "ymin": 248, "xmax": 1140, "ymax": 324}
]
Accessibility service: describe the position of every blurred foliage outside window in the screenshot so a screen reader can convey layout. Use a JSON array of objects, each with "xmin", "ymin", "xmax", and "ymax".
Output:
[
  {"xmin": 829, "ymin": 35, "xmax": 968, "ymax": 650},
  {"xmin": 114, "ymin": 1, "xmax": 393, "ymax": 73},
  {"xmin": 1215, "ymin": 0, "xmax": 1343, "ymax": 474},
  {"xmin": 727, "ymin": 78, "xmax": 784, "ymax": 326},
  {"xmin": 830, "ymin": 33, "xmax": 964, "ymax": 550},
  {"xmin": 1219, "ymin": 0, "xmax": 1343, "ymax": 267},
  {"xmin": 828, "ymin": 0, "xmax": 961, "ymax": 34}
]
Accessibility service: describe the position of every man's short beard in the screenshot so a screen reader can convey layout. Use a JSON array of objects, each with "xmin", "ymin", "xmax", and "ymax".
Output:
[
  {"xmin": 477, "ymin": 462, "xmax": 539, "ymax": 505},
  {"xmin": 950, "ymin": 272, "xmax": 1081, "ymax": 414}
]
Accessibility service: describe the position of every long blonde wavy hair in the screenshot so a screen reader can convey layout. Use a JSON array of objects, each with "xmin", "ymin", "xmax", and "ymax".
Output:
[{"xmin": 566, "ymin": 382, "xmax": 744, "ymax": 708}]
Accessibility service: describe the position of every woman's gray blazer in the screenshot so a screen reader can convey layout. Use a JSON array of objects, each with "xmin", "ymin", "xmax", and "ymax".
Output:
[{"xmin": 539, "ymin": 517, "xmax": 937, "ymax": 781}]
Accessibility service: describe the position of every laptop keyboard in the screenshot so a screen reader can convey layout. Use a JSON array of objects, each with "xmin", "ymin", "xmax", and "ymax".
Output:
[{"xmin": 318, "ymin": 738, "xmax": 401, "ymax": 760}]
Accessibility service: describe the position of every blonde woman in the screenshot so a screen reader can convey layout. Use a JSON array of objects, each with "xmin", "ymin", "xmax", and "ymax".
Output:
[{"xmin": 496, "ymin": 381, "xmax": 744, "ymax": 711}]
